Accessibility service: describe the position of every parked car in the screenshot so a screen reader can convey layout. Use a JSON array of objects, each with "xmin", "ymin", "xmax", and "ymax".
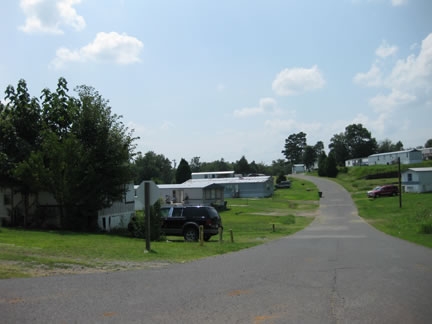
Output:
[
  {"xmin": 367, "ymin": 185, "xmax": 399, "ymax": 198},
  {"xmin": 160, "ymin": 205, "xmax": 223, "ymax": 242},
  {"xmin": 275, "ymin": 180, "xmax": 291, "ymax": 189}
]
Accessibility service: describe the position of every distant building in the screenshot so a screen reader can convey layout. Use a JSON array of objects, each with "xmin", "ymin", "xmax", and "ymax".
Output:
[
  {"xmin": 292, "ymin": 164, "xmax": 306, "ymax": 174},
  {"xmin": 421, "ymin": 147, "xmax": 432, "ymax": 160},
  {"xmin": 402, "ymin": 167, "xmax": 432, "ymax": 193},
  {"xmin": 368, "ymin": 149, "xmax": 423, "ymax": 166},
  {"xmin": 191, "ymin": 171, "xmax": 235, "ymax": 179},
  {"xmin": 345, "ymin": 157, "xmax": 369, "ymax": 167}
]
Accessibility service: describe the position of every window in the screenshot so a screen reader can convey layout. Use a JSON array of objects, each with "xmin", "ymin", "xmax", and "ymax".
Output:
[
  {"xmin": 172, "ymin": 208, "xmax": 183, "ymax": 217},
  {"xmin": 407, "ymin": 173, "xmax": 412, "ymax": 181}
]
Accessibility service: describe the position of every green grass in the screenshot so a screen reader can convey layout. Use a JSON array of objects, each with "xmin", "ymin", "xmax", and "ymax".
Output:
[
  {"xmin": 0, "ymin": 178, "xmax": 317, "ymax": 279},
  {"xmin": 333, "ymin": 162, "xmax": 432, "ymax": 248}
]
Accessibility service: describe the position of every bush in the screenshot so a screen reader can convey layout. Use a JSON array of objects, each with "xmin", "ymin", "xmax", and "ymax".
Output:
[
  {"xmin": 128, "ymin": 201, "xmax": 161, "ymax": 240},
  {"xmin": 276, "ymin": 174, "xmax": 287, "ymax": 184}
]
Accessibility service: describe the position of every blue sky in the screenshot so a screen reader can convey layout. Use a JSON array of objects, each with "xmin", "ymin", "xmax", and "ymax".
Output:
[{"xmin": 1, "ymin": 0, "xmax": 431, "ymax": 165}]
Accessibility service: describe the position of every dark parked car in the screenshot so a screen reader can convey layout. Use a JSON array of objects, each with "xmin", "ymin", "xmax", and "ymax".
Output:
[
  {"xmin": 367, "ymin": 185, "xmax": 399, "ymax": 198},
  {"xmin": 160, "ymin": 205, "xmax": 223, "ymax": 242}
]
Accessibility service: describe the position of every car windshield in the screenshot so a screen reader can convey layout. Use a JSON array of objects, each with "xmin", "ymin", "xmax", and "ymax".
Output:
[{"xmin": 373, "ymin": 186, "xmax": 381, "ymax": 191}]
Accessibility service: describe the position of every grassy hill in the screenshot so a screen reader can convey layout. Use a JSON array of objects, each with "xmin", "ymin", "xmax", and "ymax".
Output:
[{"xmin": 332, "ymin": 160, "xmax": 432, "ymax": 248}]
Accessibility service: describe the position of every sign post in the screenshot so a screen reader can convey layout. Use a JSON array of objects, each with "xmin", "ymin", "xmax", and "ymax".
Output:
[
  {"xmin": 136, "ymin": 181, "xmax": 159, "ymax": 253},
  {"xmin": 145, "ymin": 182, "xmax": 151, "ymax": 252}
]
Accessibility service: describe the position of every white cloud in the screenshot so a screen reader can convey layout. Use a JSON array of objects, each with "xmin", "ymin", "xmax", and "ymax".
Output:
[
  {"xmin": 369, "ymin": 89, "xmax": 416, "ymax": 113},
  {"xmin": 233, "ymin": 97, "xmax": 279, "ymax": 118},
  {"xmin": 216, "ymin": 83, "xmax": 225, "ymax": 92},
  {"xmin": 388, "ymin": 33, "xmax": 432, "ymax": 91},
  {"xmin": 353, "ymin": 63, "xmax": 382, "ymax": 87},
  {"xmin": 354, "ymin": 32, "xmax": 432, "ymax": 115},
  {"xmin": 51, "ymin": 32, "xmax": 144, "ymax": 68},
  {"xmin": 375, "ymin": 40, "xmax": 398, "ymax": 58},
  {"xmin": 19, "ymin": 0, "xmax": 85, "ymax": 34},
  {"xmin": 272, "ymin": 65, "xmax": 326, "ymax": 96},
  {"xmin": 391, "ymin": 0, "xmax": 407, "ymax": 6},
  {"xmin": 351, "ymin": 0, "xmax": 408, "ymax": 6}
]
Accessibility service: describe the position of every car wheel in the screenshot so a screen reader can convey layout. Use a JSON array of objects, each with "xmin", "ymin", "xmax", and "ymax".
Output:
[{"xmin": 184, "ymin": 227, "xmax": 198, "ymax": 242}]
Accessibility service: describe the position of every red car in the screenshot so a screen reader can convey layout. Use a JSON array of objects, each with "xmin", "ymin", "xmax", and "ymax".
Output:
[{"xmin": 367, "ymin": 185, "xmax": 399, "ymax": 198}]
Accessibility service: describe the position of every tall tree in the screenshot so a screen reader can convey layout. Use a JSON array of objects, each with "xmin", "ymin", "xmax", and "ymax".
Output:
[
  {"xmin": 425, "ymin": 139, "xmax": 432, "ymax": 148},
  {"xmin": 133, "ymin": 151, "xmax": 173, "ymax": 184},
  {"xmin": 325, "ymin": 151, "xmax": 338, "ymax": 178},
  {"xmin": 377, "ymin": 139, "xmax": 404, "ymax": 153},
  {"xmin": 313, "ymin": 141, "xmax": 324, "ymax": 156},
  {"xmin": 235, "ymin": 155, "xmax": 250, "ymax": 175},
  {"xmin": 328, "ymin": 133, "xmax": 349, "ymax": 167},
  {"xmin": 2, "ymin": 79, "xmax": 138, "ymax": 230},
  {"xmin": 176, "ymin": 158, "xmax": 191, "ymax": 184},
  {"xmin": 344, "ymin": 123, "xmax": 377, "ymax": 158},
  {"xmin": 3, "ymin": 79, "xmax": 42, "ymax": 226},
  {"xmin": 317, "ymin": 151, "xmax": 327, "ymax": 177},
  {"xmin": 282, "ymin": 132, "xmax": 307, "ymax": 164},
  {"xmin": 271, "ymin": 159, "xmax": 289, "ymax": 176},
  {"xmin": 302, "ymin": 146, "xmax": 316, "ymax": 171},
  {"xmin": 189, "ymin": 156, "xmax": 201, "ymax": 172}
]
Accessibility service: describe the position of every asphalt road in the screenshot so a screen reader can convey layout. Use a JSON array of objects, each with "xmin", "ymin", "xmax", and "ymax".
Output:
[{"xmin": 1, "ymin": 175, "xmax": 432, "ymax": 323}]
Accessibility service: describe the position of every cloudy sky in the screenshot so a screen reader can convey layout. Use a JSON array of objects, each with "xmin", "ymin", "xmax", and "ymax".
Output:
[{"xmin": 1, "ymin": 0, "xmax": 431, "ymax": 165}]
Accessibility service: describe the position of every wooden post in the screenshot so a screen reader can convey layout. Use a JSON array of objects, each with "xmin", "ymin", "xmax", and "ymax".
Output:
[
  {"xmin": 229, "ymin": 229, "xmax": 234, "ymax": 243},
  {"xmin": 145, "ymin": 182, "xmax": 151, "ymax": 252},
  {"xmin": 272, "ymin": 223, "xmax": 275, "ymax": 232},
  {"xmin": 218, "ymin": 227, "xmax": 223, "ymax": 243}
]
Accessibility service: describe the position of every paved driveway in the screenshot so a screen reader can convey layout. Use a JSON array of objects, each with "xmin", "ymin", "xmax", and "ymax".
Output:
[{"xmin": 1, "ymin": 175, "xmax": 432, "ymax": 323}]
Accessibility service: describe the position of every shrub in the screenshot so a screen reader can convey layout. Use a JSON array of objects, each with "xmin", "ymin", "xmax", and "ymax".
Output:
[{"xmin": 128, "ymin": 201, "xmax": 161, "ymax": 240}]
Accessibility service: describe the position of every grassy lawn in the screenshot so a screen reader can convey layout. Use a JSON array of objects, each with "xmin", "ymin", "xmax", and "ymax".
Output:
[
  {"xmin": 0, "ymin": 177, "xmax": 317, "ymax": 279},
  {"xmin": 333, "ymin": 162, "xmax": 432, "ymax": 248}
]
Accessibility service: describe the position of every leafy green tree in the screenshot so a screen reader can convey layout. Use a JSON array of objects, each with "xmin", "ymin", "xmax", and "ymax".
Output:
[
  {"xmin": 2, "ymin": 79, "xmax": 43, "ymax": 226},
  {"xmin": 302, "ymin": 146, "xmax": 316, "ymax": 171},
  {"xmin": 344, "ymin": 124, "xmax": 377, "ymax": 159},
  {"xmin": 328, "ymin": 133, "xmax": 349, "ymax": 166},
  {"xmin": 271, "ymin": 159, "xmax": 289, "ymax": 177},
  {"xmin": 276, "ymin": 174, "xmax": 287, "ymax": 184},
  {"xmin": 317, "ymin": 151, "xmax": 327, "ymax": 177},
  {"xmin": 325, "ymin": 151, "xmax": 338, "ymax": 178},
  {"xmin": 66, "ymin": 84, "xmax": 137, "ymax": 229},
  {"xmin": 189, "ymin": 156, "xmax": 201, "ymax": 172},
  {"xmin": 425, "ymin": 139, "xmax": 432, "ymax": 148},
  {"xmin": 176, "ymin": 158, "xmax": 191, "ymax": 184},
  {"xmin": 2, "ymin": 78, "xmax": 138, "ymax": 230},
  {"xmin": 377, "ymin": 139, "xmax": 404, "ymax": 153},
  {"xmin": 201, "ymin": 158, "xmax": 232, "ymax": 172},
  {"xmin": 235, "ymin": 155, "xmax": 250, "ymax": 175},
  {"xmin": 133, "ymin": 151, "xmax": 173, "ymax": 184},
  {"xmin": 282, "ymin": 132, "xmax": 307, "ymax": 164}
]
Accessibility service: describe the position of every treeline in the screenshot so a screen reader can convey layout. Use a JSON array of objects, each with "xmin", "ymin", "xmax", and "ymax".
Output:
[{"xmin": 0, "ymin": 78, "xmax": 136, "ymax": 229}]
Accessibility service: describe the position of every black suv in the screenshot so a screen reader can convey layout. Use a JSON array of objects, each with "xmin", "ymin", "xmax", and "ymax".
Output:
[{"xmin": 160, "ymin": 205, "xmax": 223, "ymax": 242}]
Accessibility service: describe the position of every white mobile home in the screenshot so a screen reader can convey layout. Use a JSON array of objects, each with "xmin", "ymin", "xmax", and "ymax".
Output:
[
  {"xmin": 401, "ymin": 167, "xmax": 432, "ymax": 193},
  {"xmin": 157, "ymin": 182, "xmax": 225, "ymax": 207},
  {"xmin": 191, "ymin": 171, "xmax": 235, "ymax": 179},
  {"xmin": 184, "ymin": 175, "xmax": 274, "ymax": 199},
  {"xmin": 98, "ymin": 184, "xmax": 135, "ymax": 232},
  {"xmin": 368, "ymin": 149, "xmax": 423, "ymax": 166},
  {"xmin": 292, "ymin": 164, "xmax": 306, "ymax": 174},
  {"xmin": 345, "ymin": 157, "xmax": 369, "ymax": 167}
]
